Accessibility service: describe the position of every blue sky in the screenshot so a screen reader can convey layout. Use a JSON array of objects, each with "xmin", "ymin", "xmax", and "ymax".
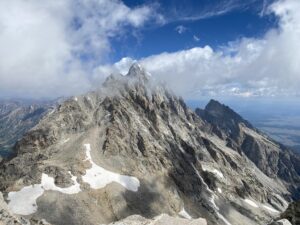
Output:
[
  {"xmin": 111, "ymin": 0, "xmax": 278, "ymax": 61},
  {"xmin": 0, "ymin": 0, "xmax": 299, "ymax": 100}
]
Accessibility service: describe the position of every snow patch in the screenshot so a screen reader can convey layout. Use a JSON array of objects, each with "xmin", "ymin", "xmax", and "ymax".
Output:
[
  {"xmin": 48, "ymin": 109, "xmax": 55, "ymax": 115},
  {"xmin": 262, "ymin": 204, "xmax": 280, "ymax": 213},
  {"xmin": 41, "ymin": 173, "xmax": 81, "ymax": 194},
  {"xmin": 179, "ymin": 207, "xmax": 192, "ymax": 219},
  {"xmin": 243, "ymin": 198, "xmax": 280, "ymax": 213},
  {"xmin": 244, "ymin": 199, "xmax": 259, "ymax": 208},
  {"xmin": 191, "ymin": 164, "xmax": 218, "ymax": 209},
  {"xmin": 7, "ymin": 171, "xmax": 81, "ymax": 215},
  {"xmin": 83, "ymin": 144, "xmax": 140, "ymax": 191},
  {"xmin": 217, "ymin": 212, "xmax": 233, "ymax": 225},
  {"xmin": 7, "ymin": 184, "xmax": 44, "ymax": 215},
  {"xmin": 41, "ymin": 219, "xmax": 51, "ymax": 224},
  {"xmin": 104, "ymin": 113, "xmax": 111, "ymax": 120},
  {"xmin": 61, "ymin": 138, "xmax": 70, "ymax": 144},
  {"xmin": 275, "ymin": 219, "xmax": 292, "ymax": 225},
  {"xmin": 191, "ymin": 164, "xmax": 232, "ymax": 225},
  {"xmin": 202, "ymin": 165, "xmax": 224, "ymax": 179}
]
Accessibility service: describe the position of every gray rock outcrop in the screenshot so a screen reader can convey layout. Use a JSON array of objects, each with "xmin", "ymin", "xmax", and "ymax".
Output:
[
  {"xmin": 103, "ymin": 214, "xmax": 207, "ymax": 225},
  {"xmin": 196, "ymin": 100, "xmax": 300, "ymax": 198},
  {"xmin": 0, "ymin": 100, "xmax": 53, "ymax": 158},
  {"xmin": 279, "ymin": 201, "xmax": 300, "ymax": 225},
  {"xmin": 0, "ymin": 64, "xmax": 298, "ymax": 225}
]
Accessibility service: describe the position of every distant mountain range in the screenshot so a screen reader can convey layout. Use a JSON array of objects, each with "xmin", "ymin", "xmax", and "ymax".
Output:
[
  {"xmin": 188, "ymin": 99, "xmax": 300, "ymax": 154},
  {"xmin": 0, "ymin": 100, "xmax": 54, "ymax": 158},
  {"xmin": 0, "ymin": 64, "xmax": 299, "ymax": 225}
]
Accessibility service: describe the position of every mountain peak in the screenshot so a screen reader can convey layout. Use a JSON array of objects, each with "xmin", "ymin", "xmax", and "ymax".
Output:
[
  {"xmin": 128, "ymin": 63, "xmax": 143, "ymax": 75},
  {"xmin": 196, "ymin": 99, "xmax": 254, "ymax": 141},
  {"xmin": 205, "ymin": 99, "xmax": 249, "ymax": 126},
  {"xmin": 126, "ymin": 63, "xmax": 150, "ymax": 80},
  {"xmin": 103, "ymin": 63, "xmax": 150, "ymax": 88},
  {"xmin": 205, "ymin": 99, "xmax": 230, "ymax": 114}
]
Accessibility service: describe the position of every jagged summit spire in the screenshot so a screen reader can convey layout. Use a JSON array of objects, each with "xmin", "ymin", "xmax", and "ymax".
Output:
[
  {"xmin": 125, "ymin": 63, "xmax": 151, "ymax": 84},
  {"xmin": 128, "ymin": 62, "xmax": 143, "ymax": 74},
  {"xmin": 103, "ymin": 63, "xmax": 150, "ymax": 88},
  {"xmin": 203, "ymin": 99, "xmax": 254, "ymax": 130},
  {"xmin": 127, "ymin": 63, "xmax": 146, "ymax": 77}
]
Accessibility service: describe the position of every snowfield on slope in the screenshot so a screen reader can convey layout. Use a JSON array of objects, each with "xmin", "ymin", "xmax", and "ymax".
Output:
[
  {"xmin": 7, "ymin": 172, "xmax": 81, "ymax": 215},
  {"xmin": 262, "ymin": 204, "xmax": 280, "ymax": 213},
  {"xmin": 202, "ymin": 165, "xmax": 224, "ymax": 179},
  {"xmin": 244, "ymin": 199, "xmax": 259, "ymax": 208},
  {"xmin": 179, "ymin": 207, "xmax": 192, "ymax": 219},
  {"xmin": 191, "ymin": 164, "xmax": 232, "ymax": 225},
  {"xmin": 243, "ymin": 198, "xmax": 280, "ymax": 214},
  {"xmin": 82, "ymin": 143, "xmax": 140, "ymax": 191},
  {"xmin": 7, "ymin": 143, "xmax": 140, "ymax": 215}
]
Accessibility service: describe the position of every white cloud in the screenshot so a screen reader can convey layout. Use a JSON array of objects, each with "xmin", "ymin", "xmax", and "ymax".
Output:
[
  {"xmin": 169, "ymin": 0, "xmax": 262, "ymax": 22},
  {"xmin": 95, "ymin": 0, "xmax": 300, "ymax": 99},
  {"xmin": 193, "ymin": 35, "xmax": 200, "ymax": 42},
  {"xmin": 0, "ymin": 0, "xmax": 160, "ymax": 99},
  {"xmin": 175, "ymin": 25, "xmax": 187, "ymax": 34},
  {"xmin": 1, "ymin": 0, "xmax": 300, "ymax": 100}
]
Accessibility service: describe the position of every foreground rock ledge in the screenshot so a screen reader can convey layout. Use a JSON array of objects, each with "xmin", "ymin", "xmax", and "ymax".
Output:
[{"xmin": 102, "ymin": 214, "xmax": 207, "ymax": 225}]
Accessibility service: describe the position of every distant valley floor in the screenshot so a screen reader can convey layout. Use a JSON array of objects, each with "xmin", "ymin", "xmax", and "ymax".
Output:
[{"xmin": 251, "ymin": 116, "xmax": 300, "ymax": 153}]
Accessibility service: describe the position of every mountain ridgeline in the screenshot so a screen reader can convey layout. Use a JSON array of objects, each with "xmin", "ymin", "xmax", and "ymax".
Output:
[
  {"xmin": 0, "ymin": 100, "xmax": 53, "ymax": 159},
  {"xmin": 196, "ymin": 100, "xmax": 300, "ymax": 198},
  {"xmin": 0, "ymin": 64, "xmax": 299, "ymax": 225}
]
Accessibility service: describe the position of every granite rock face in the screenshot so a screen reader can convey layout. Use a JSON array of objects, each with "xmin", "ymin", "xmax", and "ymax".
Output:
[
  {"xmin": 269, "ymin": 219, "xmax": 292, "ymax": 225},
  {"xmin": 196, "ymin": 100, "xmax": 300, "ymax": 198},
  {"xmin": 0, "ymin": 64, "xmax": 298, "ymax": 225},
  {"xmin": 279, "ymin": 201, "xmax": 300, "ymax": 225},
  {"xmin": 103, "ymin": 214, "xmax": 207, "ymax": 225},
  {"xmin": 0, "ymin": 100, "xmax": 53, "ymax": 158}
]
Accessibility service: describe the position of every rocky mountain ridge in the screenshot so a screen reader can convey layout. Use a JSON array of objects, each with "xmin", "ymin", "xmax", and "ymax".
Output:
[
  {"xmin": 279, "ymin": 201, "xmax": 300, "ymax": 225},
  {"xmin": 0, "ymin": 64, "xmax": 299, "ymax": 225},
  {"xmin": 0, "ymin": 100, "xmax": 53, "ymax": 159},
  {"xmin": 196, "ymin": 100, "xmax": 300, "ymax": 198}
]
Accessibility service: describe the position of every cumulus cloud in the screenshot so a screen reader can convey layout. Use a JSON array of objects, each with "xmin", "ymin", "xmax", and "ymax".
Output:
[
  {"xmin": 95, "ymin": 0, "xmax": 300, "ymax": 99},
  {"xmin": 1, "ymin": 0, "xmax": 300, "ymax": 100},
  {"xmin": 0, "ymin": 0, "xmax": 160, "ymax": 99}
]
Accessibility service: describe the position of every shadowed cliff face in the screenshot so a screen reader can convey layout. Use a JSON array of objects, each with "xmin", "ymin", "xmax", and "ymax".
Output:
[
  {"xmin": 0, "ymin": 100, "xmax": 53, "ymax": 158},
  {"xmin": 196, "ymin": 100, "xmax": 300, "ymax": 198},
  {"xmin": 196, "ymin": 99, "xmax": 254, "ymax": 143},
  {"xmin": 280, "ymin": 201, "xmax": 300, "ymax": 225},
  {"xmin": 0, "ymin": 64, "xmax": 298, "ymax": 225}
]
